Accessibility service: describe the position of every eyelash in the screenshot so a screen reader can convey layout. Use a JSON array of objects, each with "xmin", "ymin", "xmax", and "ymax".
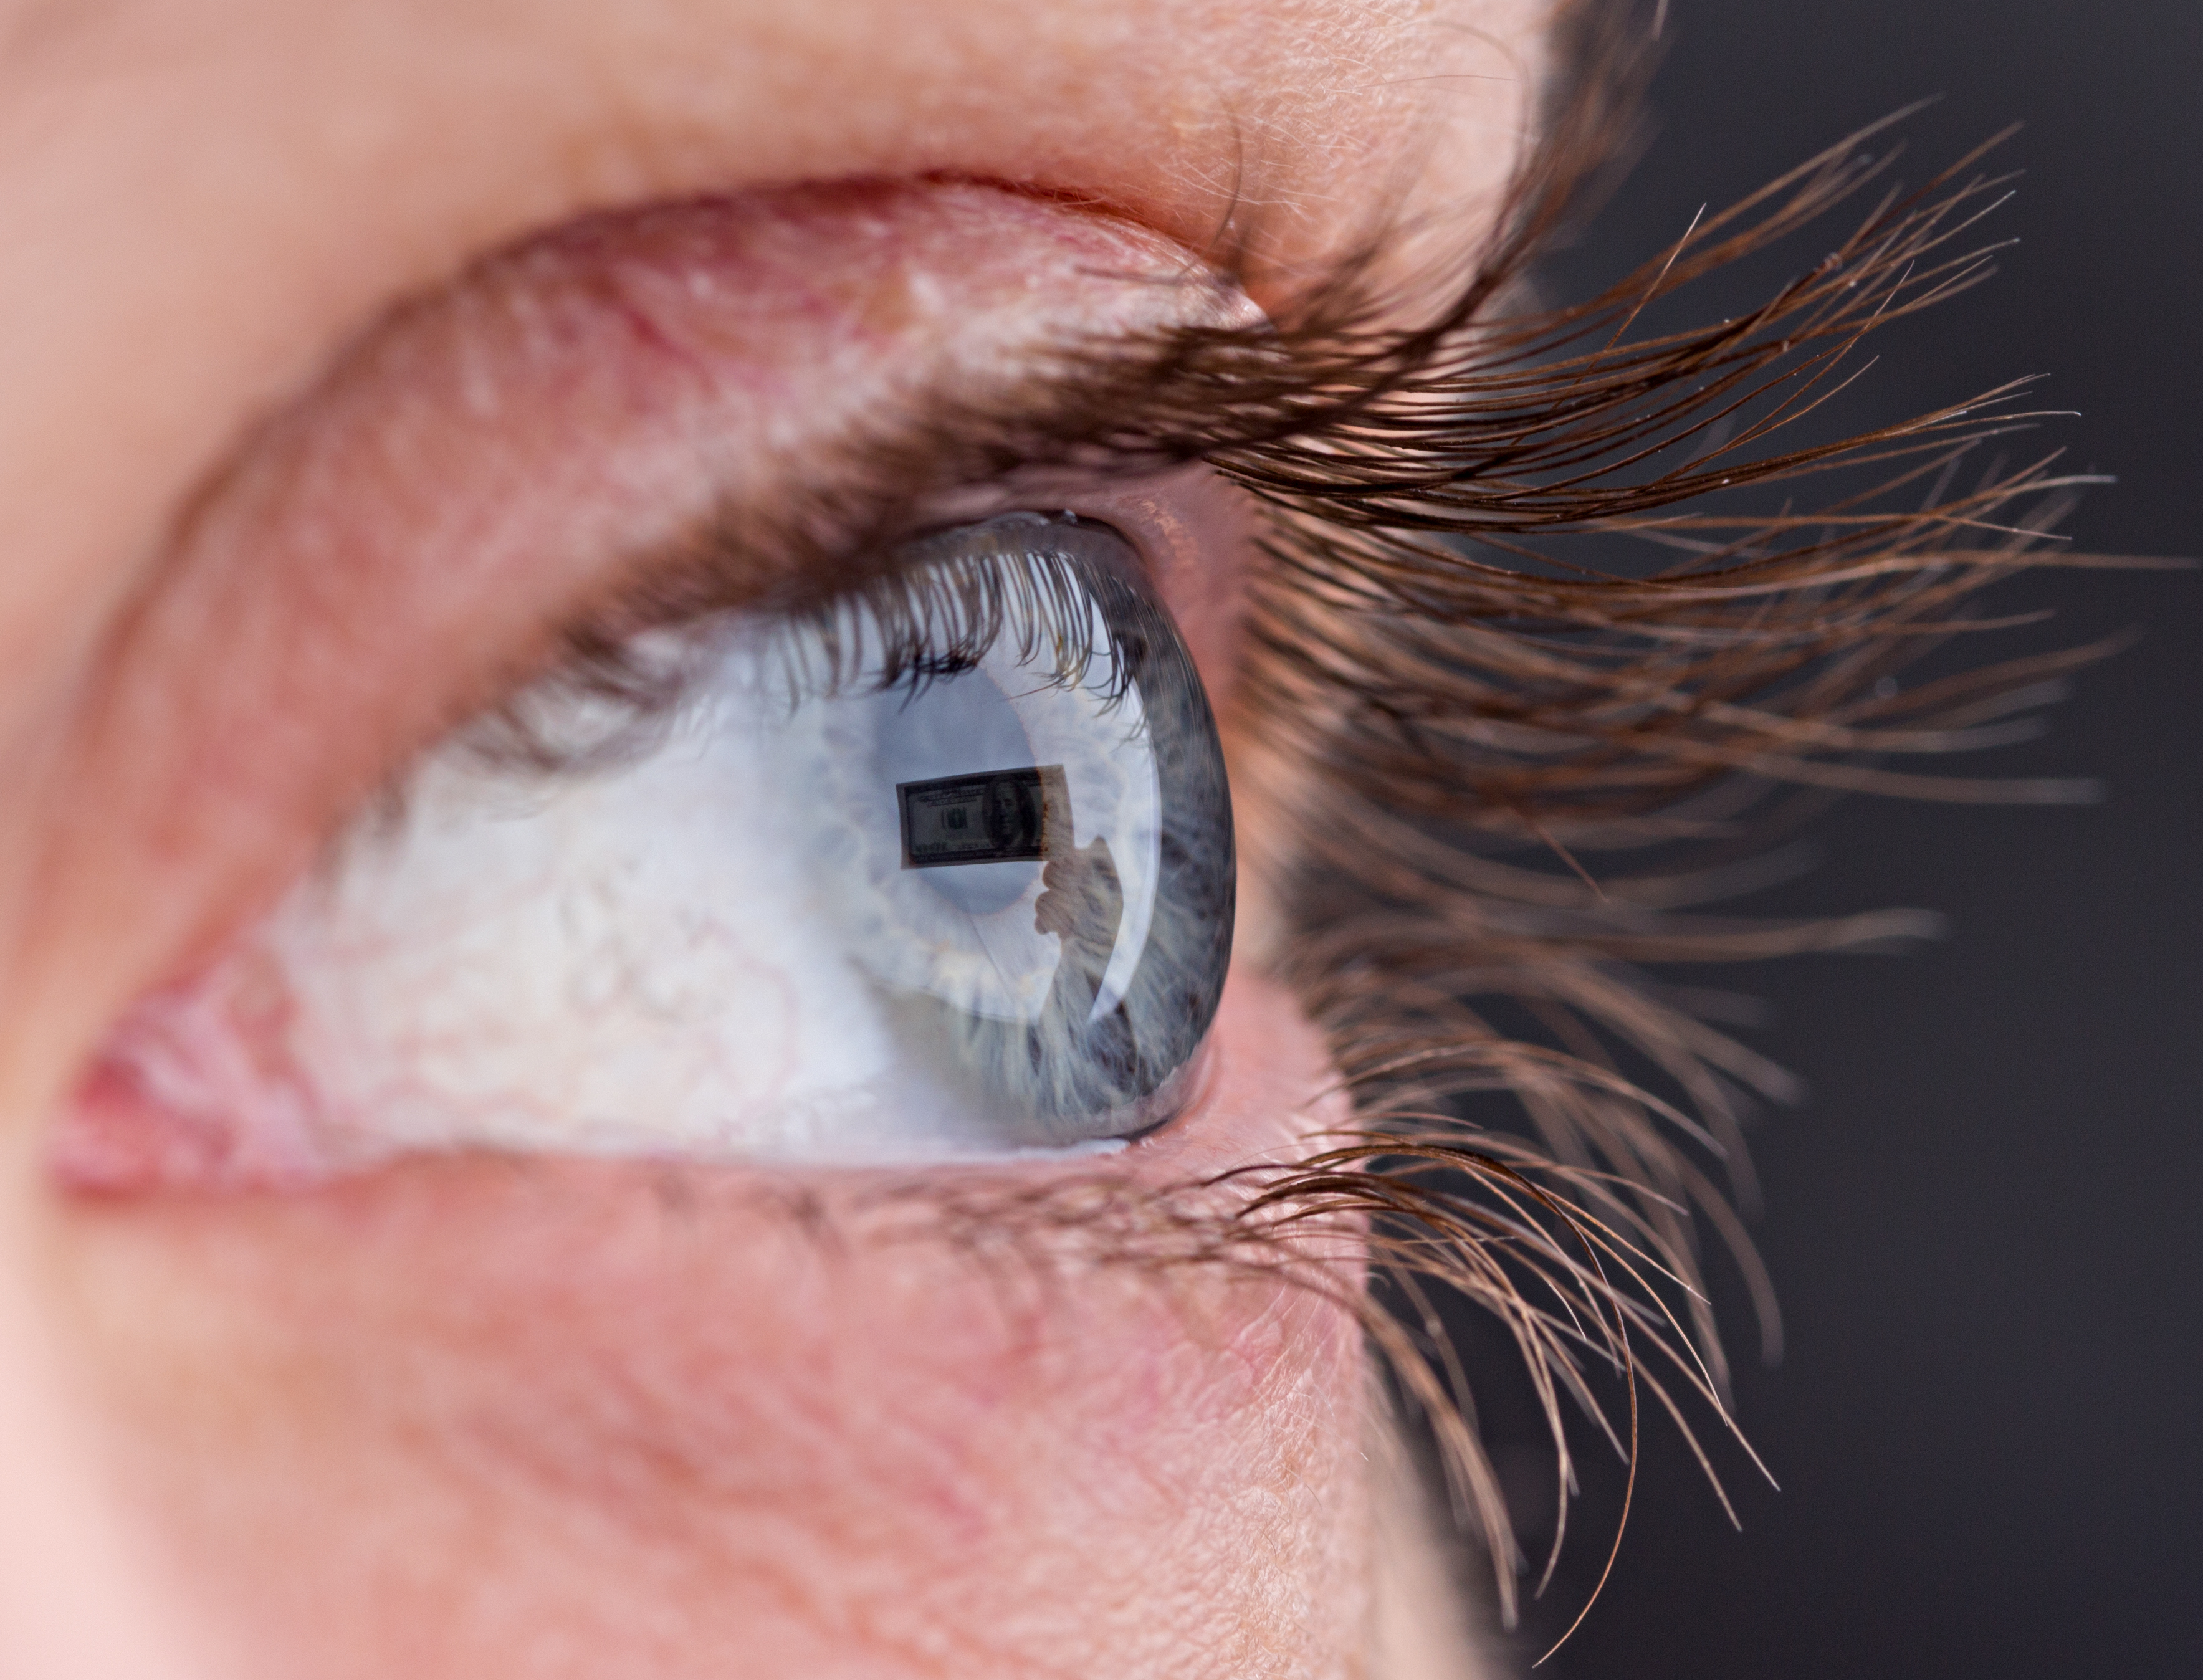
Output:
[
  {"xmin": 679, "ymin": 44, "xmax": 2113, "ymax": 1653},
  {"xmin": 133, "ymin": 27, "xmax": 2108, "ymax": 1653}
]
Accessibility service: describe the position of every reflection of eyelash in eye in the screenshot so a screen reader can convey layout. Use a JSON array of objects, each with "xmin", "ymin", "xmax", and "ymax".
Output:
[
  {"xmin": 457, "ymin": 520, "xmax": 1152, "ymax": 780},
  {"xmin": 768, "ymin": 522, "xmax": 1144, "ymax": 705},
  {"xmin": 434, "ymin": 12, "xmax": 2131, "ymax": 1644}
]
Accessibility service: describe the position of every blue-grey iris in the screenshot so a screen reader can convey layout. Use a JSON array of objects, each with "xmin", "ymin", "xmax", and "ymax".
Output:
[{"xmin": 765, "ymin": 513, "xmax": 1234, "ymax": 1145}]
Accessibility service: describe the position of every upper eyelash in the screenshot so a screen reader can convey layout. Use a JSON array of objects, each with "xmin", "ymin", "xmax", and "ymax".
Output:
[
  {"xmin": 974, "ymin": 25, "xmax": 2129, "ymax": 1650},
  {"xmin": 785, "ymin": 517, "xmax": 1139, "ymax": 702}
]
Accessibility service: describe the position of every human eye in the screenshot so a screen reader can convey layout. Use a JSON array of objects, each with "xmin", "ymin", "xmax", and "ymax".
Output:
[
  {"xmin": 35, "ymin": 178, "xmax": 1394, "ymax": 1676},
  {"xmin": 80, "ymin": 507, "xmax": 1234, "ymax": 1173}
]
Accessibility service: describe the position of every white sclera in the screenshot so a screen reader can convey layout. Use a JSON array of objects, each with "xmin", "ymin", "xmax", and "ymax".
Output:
[{"xmin": 123, "ymin": 545, "xmax": 1187, "ymax": 1166}]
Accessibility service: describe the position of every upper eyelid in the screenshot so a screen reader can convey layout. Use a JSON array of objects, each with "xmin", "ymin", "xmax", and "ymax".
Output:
[
  {"xmin": 175, "ymin": 181, "xmax": 1268, "ymax": 680},
  {"xmin": 388, "ymin": 184, "xmax": 1271, "ymax": 624},
  {"xmin": 39, "ymin": 184, "xmax": 1286, "ymax": 1030},
  {"xmin": 409, "ymin": 211, "xmax": 1287, "ymax": 738}
]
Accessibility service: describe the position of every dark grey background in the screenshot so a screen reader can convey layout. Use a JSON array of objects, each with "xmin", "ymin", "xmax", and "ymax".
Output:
[{"xmin": 1476, "ymin": 4, "xmax": 2201, "ymax": 1676}]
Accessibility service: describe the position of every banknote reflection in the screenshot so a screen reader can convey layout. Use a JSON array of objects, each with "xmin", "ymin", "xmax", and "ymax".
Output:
[{"xmin": 899, "ymin": 764, "xmax": 1127, "ymax": 1039}]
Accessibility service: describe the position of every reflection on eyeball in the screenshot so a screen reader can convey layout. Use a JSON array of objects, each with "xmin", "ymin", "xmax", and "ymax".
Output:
[{"xmin": 98, "ymin": 515, "xmax": 1235, "ymax": 1173}]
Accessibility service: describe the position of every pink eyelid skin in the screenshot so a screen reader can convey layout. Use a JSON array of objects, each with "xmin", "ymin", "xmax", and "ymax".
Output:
[{"xmin": 31, "ymin": 184, "xmax": 1382, "ymax": 1678}]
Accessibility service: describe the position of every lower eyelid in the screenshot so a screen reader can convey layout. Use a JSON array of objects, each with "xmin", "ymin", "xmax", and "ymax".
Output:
[
  {"xmin": 52, "ymin": 962, "xmax": 1317, "ymax": 1191},
  {"xmin": 50, "ymin": 976, "xmax": 1367, "ymax": 1673}
]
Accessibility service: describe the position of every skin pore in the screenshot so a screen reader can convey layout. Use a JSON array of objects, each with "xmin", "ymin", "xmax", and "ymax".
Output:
[{"xmin": 0, "ymin": 1, "xmax": 1552, "ymax": 1676}]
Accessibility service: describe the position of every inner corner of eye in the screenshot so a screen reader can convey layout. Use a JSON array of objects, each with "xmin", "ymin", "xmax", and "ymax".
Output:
[{"xmin": 67, "ymin": 514, "xmax": 1235, "ymax": 1192}]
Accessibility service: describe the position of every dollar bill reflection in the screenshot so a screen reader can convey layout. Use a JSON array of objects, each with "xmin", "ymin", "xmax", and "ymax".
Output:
[
  {"xmin": 897, "ymin": 765, "xmax": 1069, "ymax": 868},
  {"xmin": 898, "ymin": 763, "xmax": 1127, "ymax": 1039}
]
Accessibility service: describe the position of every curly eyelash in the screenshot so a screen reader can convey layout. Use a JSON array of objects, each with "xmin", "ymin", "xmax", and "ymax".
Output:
[
  {"xmin": 978, "ymin": 2, "xmax": 2154, "ymax": 1652},
  {"xmin": 437, "ymin": 6, "xmax": 2140, "ymax": 1645}
]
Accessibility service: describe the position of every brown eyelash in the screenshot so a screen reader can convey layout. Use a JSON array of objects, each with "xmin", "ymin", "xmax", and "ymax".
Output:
[
  {"xmin": 463, "ymin": 8, "xmax": 2143, "ymax": 1644},
  {"xmin": 918, "ymin": 1, "xmax": 2158, "ymax": 1652}
]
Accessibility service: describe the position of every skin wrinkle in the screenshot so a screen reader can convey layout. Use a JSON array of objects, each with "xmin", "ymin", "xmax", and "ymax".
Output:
[{"xmin": 0, "ymin": 4, "xmax": 1552, "ymax": 1676}]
